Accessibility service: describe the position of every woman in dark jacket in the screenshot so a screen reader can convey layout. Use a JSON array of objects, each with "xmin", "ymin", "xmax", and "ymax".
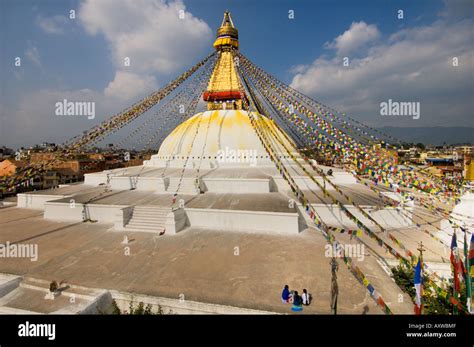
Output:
[{"xmin": 292, "ymin": 291, "xmax": 303, "ymax": 312}]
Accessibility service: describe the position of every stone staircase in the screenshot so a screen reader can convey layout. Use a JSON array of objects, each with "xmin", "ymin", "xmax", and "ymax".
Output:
[
  {"xmin": 166, "ymin": 178, "xmax": 200, "ymax": 195},
  {"xmin": 124, "ymin": 206, "xmax": 171, "ymax": 233}
]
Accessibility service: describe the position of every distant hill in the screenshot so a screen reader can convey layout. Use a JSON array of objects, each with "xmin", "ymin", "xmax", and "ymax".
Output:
[{"xmin": 376, "ymin": 127, "xmax": 474, "ymax": 145}]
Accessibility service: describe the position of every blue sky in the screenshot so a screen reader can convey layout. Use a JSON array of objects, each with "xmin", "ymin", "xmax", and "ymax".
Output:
[
  {"xmin": 186, "ymin": 0, "xmax": 444, "ymax": 79},
  {"xmin": 0, "ymin": 0, "xmax": 473, "ymax": 148}
]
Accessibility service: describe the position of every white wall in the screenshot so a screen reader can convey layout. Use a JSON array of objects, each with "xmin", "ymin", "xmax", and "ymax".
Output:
[
  {"xmin": 17, "ymin": 193, "xmax": 69, "ymax": 210},
  {"xmin": 110, "ymin": 290, "xmax": 275, "ymax": 314},
  {"xmin": 109, "ymin": 176, "xmax": 166, "ymax": 191},
  {"xmin": 84, "ymin": 173, "xmax": 108, "ymax": 186},
  {"xmin": 44, "ymin": 202, "xmax": 128, "ymax": 223},
  {"xmin": 144, "ymin": 157, "xmax": 276, "ymax": 168},
  {"xmin": 185, "ymin": 208, "xmax": 299, "ymax": 234},
  {"xmin": 165, "ymin": 208, "xmax": 187, "ymax": 234},
  {"xmin": 273, "ymin": 173, "xmax": 358, "ymax": 193},
  {"xmin": 0, "ymin": 274, "xmax": 21, "ymax": 299},
  {"xmin": 202, "ymin": 178, "xmax": 270, "ymax": 193},
  {"xmin": 303, "ymin": 204, "xmax": 412, "ymax": 229},
  {"xmin": 114, "ymin": 206, "xmax": 134, "ymax": 231}
]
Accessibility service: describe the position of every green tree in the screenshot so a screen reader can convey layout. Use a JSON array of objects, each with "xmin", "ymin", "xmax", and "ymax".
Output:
[
  {"xmin": 111, "ymin": 299, "xmax": 121, "ymax": 315},
  {"xmin": 391, "ymin": 260, "xmax": 451, "ymax": 314},
  {"xmin": 111, "ymin": 300, "xmax": 169, "ymax": 315},
  {"xmin": 133, "ymin": 302, "xmax": 145, "ymax": 315},
  {"xmin": 144, "ymin": 304, "xmax": 153, "ymax": 315}
]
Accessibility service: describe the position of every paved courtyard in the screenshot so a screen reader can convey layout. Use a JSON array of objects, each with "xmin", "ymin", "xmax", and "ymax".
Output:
[{"xmin": 0, "ymin": 207, "xmax": 401, "ymax": 314}]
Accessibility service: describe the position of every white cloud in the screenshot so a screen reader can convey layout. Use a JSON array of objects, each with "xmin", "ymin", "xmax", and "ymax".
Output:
[
  {"xmin": 104, "ymin": 71, "xmax": 158, "ymax": 100},
  {"xmin": 36, "ymin": 15, "xmax": 68, "ymax": 34},
  {"xmin": 79, "ymin": 0, "xmax": 212, "ymax": 75},
  {"xmin": 77, "ymin": 0, "xmax": 212, "ymax": 110},
  {"xmin": 325, "ymin": 21, "xmax": 380, "ymax": 56},
  {"xmin": 25, "ymin": 44, "xmax": 42, "ymax": 67},
  {"xmin": 290, "ymin": 19, "xmax": 474, "ymax": 127}
]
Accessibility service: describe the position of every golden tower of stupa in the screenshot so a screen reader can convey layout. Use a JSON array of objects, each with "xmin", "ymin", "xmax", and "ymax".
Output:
[
  {"xmin": 203, "ymin": 11, "xmax": 244, "ymax": 111},
  {"xmin": 145, "ymin": 11, "xmax": 295, "ymax": 168}
]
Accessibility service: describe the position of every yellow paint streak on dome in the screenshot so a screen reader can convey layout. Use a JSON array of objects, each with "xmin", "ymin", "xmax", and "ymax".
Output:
[
  {"xmin": 163, "ymin": 112, "xmax": 202, "ymax": 156},
  {"xmin": 156, "ymin": 110, "xmax": 296, "ymax": 161},
  {"xmin": 250, "ymin": 111, "xmax": 297, "ymax": 150},
  {"xmin": 223, "ymin": 109, "xmax": 249, "ymax": 129}
]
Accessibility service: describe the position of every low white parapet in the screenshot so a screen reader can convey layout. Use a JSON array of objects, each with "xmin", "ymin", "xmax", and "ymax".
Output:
[
  {"xmin": 293, "ymin": 174, "xmax": 357, "ymax": 189},
  {"xmin": 273, "ymin": 173, "xmax": 358, "ymax": 192},
  {"xmin": 17, "ymin": 193, "xmax": 69, "ymax": 210},
  {"xmin": 110, "ymin": 290, "xmax": 276, "ymax": 314},
  {"xmin": 201, "ymin": 178, "xmax": 270, "ymax": 193},
  {"xmin": 44, "ymin": 202, "xmax": 129, "ymax": 223},
  {"xmin": 273, "ymin": 176, "xmax": 338, "ymax": 192},
  {"xmin": 304, "ymin": 204, "xmax": 412, "ymax": 229},
  {"xmin": 331, "ymin": 172, "xmax": 358, "ymax": 184},
  {"xmin": 73, "ymin": 291, "xmax": 113, "ymax": 315},
  {"xmin": 110, "ymin": 176, "xmax": 166, "ymax": 191},
  {"xmin": 165, "ymin": 208, "xmax": 187, "ymax": 234},
  {"xmin": 144, "ymin": 157, "xmax": 276, "ymax": 168},
  {"xmin": 381, "ymin": 192, "xmax": 404, "ymax": 203},
  {"xmin": 84, "ymin": 172, "xmax": 109, "ymax": 186},
  {"xmin": 0, "ymin": 274, "xmax": 22, "ymax": 299},
  {"xmin": 185, "ymin": 208, "xmax": 299, "ymax": 234},
  {"xmin": 44, "ymin": 202, "xmax": 300, "ymax": 235},
  {"xmin": 84, "ymin": 167, "xmax": 147, "ymax": 187}
]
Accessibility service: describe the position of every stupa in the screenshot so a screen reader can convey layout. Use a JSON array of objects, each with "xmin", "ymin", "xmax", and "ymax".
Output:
[
  {"xmin": 144, "ymin": 11, "xmax": 294, "ymax": 169},
  {"xmin": 16, "ymin": 11, "xmax": 413, "ymax": 238}
]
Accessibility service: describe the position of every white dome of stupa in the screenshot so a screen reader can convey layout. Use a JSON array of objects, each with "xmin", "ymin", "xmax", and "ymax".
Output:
[{"xmin": 144, "ymin": 110, "xmax": 296, "ymax": 168}]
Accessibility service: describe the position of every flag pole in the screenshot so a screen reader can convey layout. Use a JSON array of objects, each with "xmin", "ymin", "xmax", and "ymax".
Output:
[
  {"xmin": 451, "ymin": 228, "xmax": 459, "ymax": 315},
  {"xmin": 417, "ymin": 241, "xmax": 425, "ymax": 259},
  {"xmin": 463, "ymin": 225, "xmax": 472, "ymax": 314},
  {"xmin": 330, "ymin": 257, "xmax": 339, "ymax": 315},
  {"xmin": 414, "ymin": 241, "xmax": 425, "ymax": 315}
]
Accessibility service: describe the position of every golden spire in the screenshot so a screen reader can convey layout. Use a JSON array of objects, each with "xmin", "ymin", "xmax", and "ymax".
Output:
[
  {"xmin": 213, "ymin": 10, "xmax": 239, "ymax": 50},
  {"xmin": 204, "ymin": 11, "xmax": 243, "ymax": 110}
]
